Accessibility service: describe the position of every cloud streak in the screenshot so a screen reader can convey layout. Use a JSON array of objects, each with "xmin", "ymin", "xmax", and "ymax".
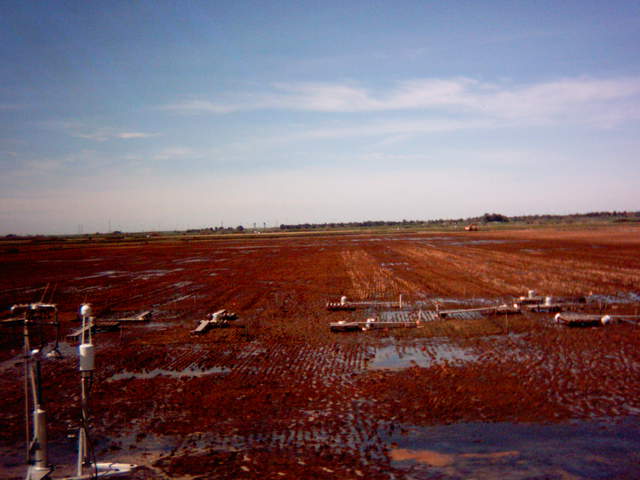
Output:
[
  {"xmin": 50, "ymin": 122, "xmax": 159, "ymax": 141},
  {"xmin": 163, "ymin": 76, "xmax": 640, "ymax": 127},
  {"xmin": 73, "ymin": 129, "xmax": 159, "ymax": 142}
]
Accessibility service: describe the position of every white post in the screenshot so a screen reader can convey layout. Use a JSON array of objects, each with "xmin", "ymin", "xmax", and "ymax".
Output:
[
  {"xmin": 77, "ymin": 304, "xmax": 94, "ymax": 476},
  {"xmin": 32, "ymin": 408, "xmax": 47, "ymax": 472},
  {"xmin": 25, "ymin": 352, "xmax": 51, "ymax": 480}
]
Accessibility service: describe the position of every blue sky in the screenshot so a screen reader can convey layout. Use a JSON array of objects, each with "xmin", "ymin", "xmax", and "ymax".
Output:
[{"xmin": 2, "ymin": 1, "xmax": 640, "ymax": 234}]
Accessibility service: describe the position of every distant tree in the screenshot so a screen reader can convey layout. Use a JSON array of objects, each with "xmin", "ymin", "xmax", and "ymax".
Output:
[
  {"xmin": 236, "ymin": 225, "xmax": 244, "ymax": 232},
  {"xmin": 483, "ymin": 213, "xmax": 509, "ymax": 222}
]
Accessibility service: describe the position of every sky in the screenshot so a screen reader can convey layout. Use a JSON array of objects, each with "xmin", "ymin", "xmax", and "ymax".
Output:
[{"xmin": 1, "ymin": 1, "xmax": 640, "ymax": 234}]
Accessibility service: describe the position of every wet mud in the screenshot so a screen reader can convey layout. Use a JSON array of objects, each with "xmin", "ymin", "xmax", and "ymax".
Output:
[{"xmin": 2, "ymin": 226, "xmax": 640, "ymax": 479}]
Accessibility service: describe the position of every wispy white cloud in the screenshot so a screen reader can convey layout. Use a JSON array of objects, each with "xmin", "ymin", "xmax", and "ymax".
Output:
[
  {"xmin": 49, "ymin": 122, "xmax": 159, "ymax": 141},
  {"xmin": 288, "ymin": 117, "xmax": 498, "ymax": 141},
  {"xmin": 116, "ymin": 132, "xmax": 157, "ymax": 139},
  {"xmin": 73, "ymin": 128, "xmax": 158, "ymax": 142},
  {"xmin": 2, "ymin": 149, "xmax": 139, "ymax": 184},
  {"xmin": 2, "ymin": 145, "xmax": 206, "ymax": 188},
  {"xmin": 162, "ymin": 76, "xmax": 640, "ymax": 127},
  {"xmin": 160, "ymin": 99, "xmax": 238, "ymax": 114},
  {"xmin": 152, "ymin": 147, "xmax": 199, "ymax": 161}
]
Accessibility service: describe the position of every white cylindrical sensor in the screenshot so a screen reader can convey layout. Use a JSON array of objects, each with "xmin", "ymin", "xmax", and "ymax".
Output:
[{"xmin": 79, "ymin": 343, "xmax": 95, "ymax": 371}]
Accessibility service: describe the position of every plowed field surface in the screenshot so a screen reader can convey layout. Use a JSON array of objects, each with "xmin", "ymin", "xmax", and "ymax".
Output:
[{"xmin": 2, "ymin": 226, "xmax": 640, "ymax": 479}]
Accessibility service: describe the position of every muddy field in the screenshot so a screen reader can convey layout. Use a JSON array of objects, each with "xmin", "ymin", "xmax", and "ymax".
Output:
[{"xmin": 2, "ymin": 226, "xmax": 640, "ymax": 479}]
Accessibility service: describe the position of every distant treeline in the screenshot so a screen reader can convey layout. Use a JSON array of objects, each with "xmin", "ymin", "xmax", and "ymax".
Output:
[
  {"xmin": 3, "ymin": 211, "xmax": 640, "ymax": 240},
  {"xmin": 277, "ymin": 210, "xmax": 640, "ymax": 231}
]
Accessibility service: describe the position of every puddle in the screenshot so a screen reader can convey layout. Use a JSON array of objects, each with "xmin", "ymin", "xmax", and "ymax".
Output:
[
  {"xmin": 136, "ymin": 269, "xmax": 175, "ymax": 280},
  {"xmin": 588, "ymin": 292, "xmax": 640, "ymax": 304},
  {"xmin": 75, "ymin": 270, "xmax": 129, "ymax": 280},
  {"xmin": 424, "ymin": 236, "xmax": 455, "ymax": 242},
  {"xmin": 415, "ymin": 297, "xmax": 496, "ymax": 307},
  {"xmin": 165, "ymin": 294, "xmax": 193, "ymax": 304},
  {"xmin": 369, "ymin": 341, "xmax": 476, "ymax": 370},
  {"xmin": 448, "ymin": 239, "xmax": 510, "ymax": 246},
  {"xmin": 107, "ymin": 366, "xmax": 231, "ymax": 382},
  {"xmin": 172, "ymin": 257, "xmax": 208, "ymax": 264},
  {"xmin": 66, "ymin": 285, "xmax": 108, "ymax": 294},
  {"xmin": 387, "ymin": 417, "xmax": 640, "ymax": 479},
  {"xmin": 0, "ymin": 341, "xmax": 80, "ymax": 376},
  {"xmin": 141, "ymin": 322, "xmax": 169, "ymax": 329},
  {"xmin": 391, "ymin": 448, "xmax": 517, "ymax": 467}
]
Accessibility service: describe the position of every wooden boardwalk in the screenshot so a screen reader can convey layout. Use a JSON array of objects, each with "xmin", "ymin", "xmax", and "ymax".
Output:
[
  {"xmin": 117, "ymin": 310, "xmax": 152, "ymax": 323},
  {"xmin": 67, "ymin": 321, "xmax": 120, "ymax": 341},
  {"xmin": 555, "ymin": 312, "xmax": 640, "ymax": 327},
  {"xmin": 191, "ymin": 309, "xmax": 238, "ymax": 335},
  {"xmin": 326, "ymin": 300, "xmax": 403, "ymax": 311}
]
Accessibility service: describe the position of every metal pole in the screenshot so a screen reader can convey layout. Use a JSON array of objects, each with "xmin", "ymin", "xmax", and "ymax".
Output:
[
  {"xmin": 23, "ymin": 314, "xmax": 31, "ymax": 462},
  {"xmin": 77, "ymin": 308, "xmax": 94, "ymax": 476},
  {"xmin": 77, "ymin": 313, "xmax": 88, "ymax": 476},
  {"xmin": 25, "ymin": 351, "xmax": 51, "ymax": 480},
  {"xmin": 77, "ymin": 372, "xmax": 88, "ymax": 476}
]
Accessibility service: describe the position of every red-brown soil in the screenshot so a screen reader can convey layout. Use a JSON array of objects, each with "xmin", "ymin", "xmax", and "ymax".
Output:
[{"xmin": 2, "ymin": 226, "xmax": 640, "ymax": 479}]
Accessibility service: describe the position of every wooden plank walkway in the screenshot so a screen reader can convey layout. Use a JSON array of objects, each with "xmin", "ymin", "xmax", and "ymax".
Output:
[
  {"xmin": 0, "ymin": 317, "xmax": 24, "ymax": 326},
  {"xmin": 67, "ymin": 321, "xmax": 120, "ymax": 341},
  {"xmin": 330, "ymin": 304, "xmax": 523, "ymax": 333},
  {"xmin": 555, "ymin": 312, "xmax": 640, "ymax": 327},
  {"xmin": 326, "ymin": 300, "xmax": 402, "ymax": 311},
  {"xmin": 191, "ymin": 309, "xmax": 238, "ymax": 335},
  {"xmin": 438, "ymin": 304, "xmax": 521, "ymax": 318},
  {"xmin": 117, "ymin": 310, "xmax": 152, "ymax": 323},
  {"xmin": 330, "ymin": 319, "xmax": 419, "ymax": 332}
]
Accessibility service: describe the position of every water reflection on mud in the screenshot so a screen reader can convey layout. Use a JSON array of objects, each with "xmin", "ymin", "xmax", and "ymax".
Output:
[
  {"xmin": 369, "ymin": 340, "xmax": 476, "ymax": 370},
  {"xmin": 107, "ymin": 366, "xmax": 230, "ymax": 382},
  {"xmin": 387, "ymin": 418, "xmax": 640, "ymax": 479}
]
